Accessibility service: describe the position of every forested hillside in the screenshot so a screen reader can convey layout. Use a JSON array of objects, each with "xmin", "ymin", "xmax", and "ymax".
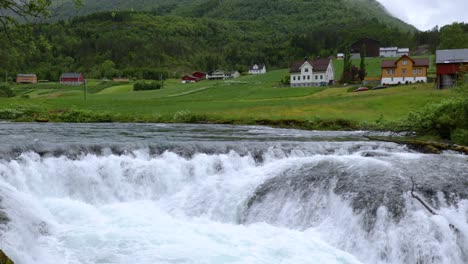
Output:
[
  {"xmin": 0, "ymin": 10, "xmax": 414, "ymax": 80},
  {"xmin": 49, "ymin": 0, "xmax": 414, "ymax": 33},
  {"xmin": 1, "ymin": 0, "xmax": 454, "ymax": 81}
]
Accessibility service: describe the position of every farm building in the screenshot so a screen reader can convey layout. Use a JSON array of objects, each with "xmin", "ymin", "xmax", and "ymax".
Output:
[
  {"xmin": 16, "ymin": 74, "xmax": 37, "ymax": 84},
  {"xmin": 206, "ymin": 70, "xmax": 240, "ymax": 80},
  {"xmin": 397, "ymin": 48, "xmax": 410, "ymax": 57},
  {"xmin": 60, "ymin": 73, "xmax": 85, "ymax": 85},
  {"xmin": 436, "ymin": 49, "xmax": 468, "ymax": 89},
  {"xmin": 248, "ymin": 64, "xmax": 266, "ymax": 74},
  {"xmin": 192, "ymin": 72, "xmax": 206, "ymax": 79},
  {"xmin": 181, "ymin": 75, "xmax": 200, "ymax": 83},
  {"xmin": 380, "ymin": 47, "xmax": 410, "ymax": 58},
  {"xmin": 351, "ymin": 38, "xmax": 381, "ymax": 58},
  {"xmin": 290, "ymin": 57, "xmax": 335, "ymax": 87},
  {"xmin": 380, "ymin": 55, "xmax": 429, "ymax": 85}
]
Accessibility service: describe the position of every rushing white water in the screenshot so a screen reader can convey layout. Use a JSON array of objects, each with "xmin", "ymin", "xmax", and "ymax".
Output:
[{"xmin": 0, "ymin": 123, "xmax": 467, "ymax": 264}]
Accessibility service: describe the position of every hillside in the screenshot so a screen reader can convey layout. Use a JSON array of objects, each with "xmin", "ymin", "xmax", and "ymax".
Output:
[
  {"xmin": 0, "ymin": 0, "xmax": 419, "ymax": 79},
  {"xmin": 50, "ymin": 0, "xmax": 415, "ymax": 32}
]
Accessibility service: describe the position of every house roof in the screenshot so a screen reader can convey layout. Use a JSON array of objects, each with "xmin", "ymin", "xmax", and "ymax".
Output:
[
  {"xmin": 182, "ymin": 75, "xmax": 199, "ymax": 80},
  {"xmin": 381, "ymin": 55, "xmax": 429, "ymax": 68},
  {"xmin": 249, "ymin": 64, "xmax": 265, "ymax": 71},
  {"xmin": 60, "ymin": 73, "xmax": 83, "ymax": 78},
  {"xmin": 17, "ymin": 74, "xmax": 37, "ymax": 77},
  {"xmin": 290, "ymin": 58, "xmax": 331, "ymax": 73},
  {"xmin": 351, "ymin": 37, "xmax": 381, "ymax": 46},
  {"xmin": 436, "ymin": 49, "xmax": 468, "ymax": 64},
  {"xmin": 380, "ymin": 47, "xmax": 398, "ymax": 51}
]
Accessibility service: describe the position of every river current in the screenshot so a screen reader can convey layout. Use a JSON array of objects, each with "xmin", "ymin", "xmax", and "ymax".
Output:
[{"xmin": 0, "ymin": 123, "xmax": 467, "ymax": 264}]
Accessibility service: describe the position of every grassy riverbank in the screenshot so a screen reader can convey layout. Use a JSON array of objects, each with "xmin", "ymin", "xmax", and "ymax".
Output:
[{"xmin": 0, "ymin": 70, "xmax": 452, "ymax": 130}]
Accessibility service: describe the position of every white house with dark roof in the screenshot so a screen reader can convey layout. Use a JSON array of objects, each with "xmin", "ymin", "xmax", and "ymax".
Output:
[
  {"xmin": 248, "ymin": 64, "xmax": 266, "ymax": 74},
  {"xmin": 289, "ymin": 58, "xmax": 334, "ymax": 87}
]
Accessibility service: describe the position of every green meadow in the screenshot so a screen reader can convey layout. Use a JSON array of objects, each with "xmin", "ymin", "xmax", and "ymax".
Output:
[{"xmin": 0, "ymin": 68, "xmax": 451, "ymax": 129}]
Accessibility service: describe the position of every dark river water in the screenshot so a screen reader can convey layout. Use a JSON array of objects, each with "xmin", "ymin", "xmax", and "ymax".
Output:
[{"xmin": 0, "ymin": 123, "xmax": 467, "ymax": 264}]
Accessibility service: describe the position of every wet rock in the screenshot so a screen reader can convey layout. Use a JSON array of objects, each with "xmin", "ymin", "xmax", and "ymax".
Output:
[{"xmin": 0, "ymin": 249, "xmax": 14, "ymax": 264}]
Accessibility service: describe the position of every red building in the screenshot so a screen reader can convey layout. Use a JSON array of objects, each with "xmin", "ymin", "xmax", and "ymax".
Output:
[
  {"xmin": 60, "ymin": 73, "xmax": 85, "ymax": 85},
  {"xmin": 192, "ymin": 72, "xmax": 206, "ymax": 79},
  {"xmin": 436, "ymin": 49, "xmax": 468, "ymax": 89},
  {"xmin": 181, "ymin": 75, "xmax": 200, "ymax": 83},
  {"xmin": 350, "ymin": 38, "xmax": 381, "ymax": 58}
]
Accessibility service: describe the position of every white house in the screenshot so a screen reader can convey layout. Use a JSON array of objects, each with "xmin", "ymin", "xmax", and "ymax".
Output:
[
  {"xmin": 397, "ymin": 48, "xmax": 410, "ymax": 57},
  {"xmin": 290, "ymin": 58, "xmax": 335, "ymax": 87},
  {"xmin": 380, "ymin": 47, "xmax": 410, "ymax": 58},
  {"xmin": 336, "ymin": 53, "xmax": 344, "ymax": 60},
  {"xmin": 248, "ymin": 64, "xmax": 266, "ymax": 74},
  {"xmin": 379, "ymin": 47, "xmax": 398, "ymax": 58},
  {"xmin": 225, "ymin": 71, "xmax": 241, "ymax": 79},
  {"xmin": 206, "ymin": 70, "xmax": 240, "ymax": 80}
]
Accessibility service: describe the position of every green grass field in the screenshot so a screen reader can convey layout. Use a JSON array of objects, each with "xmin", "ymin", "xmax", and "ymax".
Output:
[{"xmin": 0, "ymin": 67, "xmax": 452, "ymax": 128}]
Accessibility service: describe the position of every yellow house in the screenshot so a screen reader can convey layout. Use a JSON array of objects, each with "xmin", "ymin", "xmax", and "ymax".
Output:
[{"xmin": 380, "ymin": 55, "xmax": 429, "ymax": 85}]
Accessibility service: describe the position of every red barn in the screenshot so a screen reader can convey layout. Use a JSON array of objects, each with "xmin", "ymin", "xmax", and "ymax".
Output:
[
  {"xmin": 60, "ymin": 73, "xmax": 85, "ymax": 85},
  {"xmin": 350, "ymin": 38, "xmax": 381, "ymax": 58},
  {"xmin": 192, "ymin": 72, "xmax": 206, "ymax": 79},
  {"xmin": 436, "ymin": 49, "xmax": 468, "ymax": 89}
]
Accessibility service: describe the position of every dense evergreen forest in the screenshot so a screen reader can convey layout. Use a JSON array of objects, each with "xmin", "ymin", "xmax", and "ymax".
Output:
[{"xmin": 0, "ymin": 0, "xmax": 467, "ymax": 80}]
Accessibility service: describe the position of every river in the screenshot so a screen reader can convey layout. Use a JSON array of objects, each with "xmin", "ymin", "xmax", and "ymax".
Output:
[{"xmin": 0, "ymin": 123, "xmax": 467, "ymax": 264}]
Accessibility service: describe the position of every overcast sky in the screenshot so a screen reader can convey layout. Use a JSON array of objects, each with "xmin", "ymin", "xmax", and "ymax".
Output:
[{"xmin": 376, "ymin": 0, "xmax": 468, "ymax": 31}]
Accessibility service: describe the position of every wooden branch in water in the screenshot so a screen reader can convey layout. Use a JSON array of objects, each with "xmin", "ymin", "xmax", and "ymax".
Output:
[{"xmin": 410, "ymin": 177, "xmax": 438, "ymax": 215}]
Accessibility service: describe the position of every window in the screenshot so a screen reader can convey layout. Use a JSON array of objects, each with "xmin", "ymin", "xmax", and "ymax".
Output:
[
  {"xmin": 402, "ymin": 60, "xmax": 408, "ymax": 65},
  {"xmin": 307, "ymin": 75, "xmax": 310, "ymax": 80},
  {"xmin": 412, "ymin": 69, "xmax": 417, "ymax": 75},
  {"xmin": 293, "ymin": 76, "xmax": 296, "ymax": 81},
  {"xmin": 402, "ymin": 69, "xmax": 407, "ymax": 75},
  {"xmin": 304, "ymin": 68, "xmax": 309, "ymax": 72},
  {"xmin": 303, "ymin": 76, "xmax": 306, "ymax": 80},
  {"xmin": 418, "ymin": 68, "xmax": 423, "ymax": 74},
  {"xmin": 320, "ymin": 75, "xmax": 323, "ymax": 80},
  {"xmin": 315, "ymin": 75, "xmax": 318, "ymax": 80}
]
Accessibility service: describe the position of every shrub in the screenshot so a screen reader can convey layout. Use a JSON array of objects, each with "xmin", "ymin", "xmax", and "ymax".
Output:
[
  {"xmin": 451, "ymin": 129, "xmax": 468, "ymax": 146},
  {"xmin": 52, "ymin": 109, "xmax": 113, "ymax": 122},
  {"xmin": 0, "ymin": 85, "xmax": 14, "ymax": 97},
  {"xmin": 133, "ymin": 81, "xmax": 162, "ymax": 91},
  {"xmin": 407, "ymin": 99, "xmax": 468, "ymax": 140},
  {"xmin": 173, "ymin": 110, "xmax": 208, "ymax": 123},
  {"xmin": 0, "ymin": 105, "xmax": 40, "ymax": 120}
]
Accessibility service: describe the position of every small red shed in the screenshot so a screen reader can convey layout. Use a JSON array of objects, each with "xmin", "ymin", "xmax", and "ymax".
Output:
[
  {"xmin": 436, "ymin": 49, "xmax": 468, "ymax": 89},
  {"xmin": 192, "ymin": 72, "xmax": 206, "ymax": 79},
  {"xmin": 60, "ymin": 73, "xmax": 85, "ymax": 85}
]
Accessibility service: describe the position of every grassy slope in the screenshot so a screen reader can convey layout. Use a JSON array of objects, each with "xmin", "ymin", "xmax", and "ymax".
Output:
[{"xmin": 1, "ymin": 69, "xmax": 451, "ymax": 125}]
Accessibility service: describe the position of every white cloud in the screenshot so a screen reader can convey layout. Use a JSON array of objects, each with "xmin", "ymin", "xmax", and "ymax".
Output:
[{"xmin": 376, "ymin": 0, "xmax": 468, "ymax": 30}]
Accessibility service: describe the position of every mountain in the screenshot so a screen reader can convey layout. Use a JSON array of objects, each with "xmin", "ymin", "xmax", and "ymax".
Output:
[{"xmin": 50, "ymin": 0, "xmax": 415, "ymax": 32}]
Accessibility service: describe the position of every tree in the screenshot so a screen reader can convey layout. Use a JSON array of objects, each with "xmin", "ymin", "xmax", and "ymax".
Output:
[
  {"xmin": 359, "ymin": 44, "xmax": 367, "ymax": 81},
  {"xmin": 341, "ymin": 46, "xmax": 352, "ymax": 83},
  {"xmin": 0, "ymin": 0, "xmax": 82, "ymax": 31}
]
